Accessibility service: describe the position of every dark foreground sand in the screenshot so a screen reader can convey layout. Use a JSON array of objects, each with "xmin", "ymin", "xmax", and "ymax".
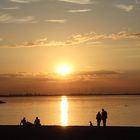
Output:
[{"xmin": 0, "ymin": 125, "xmax": 140, "ymax": 140}]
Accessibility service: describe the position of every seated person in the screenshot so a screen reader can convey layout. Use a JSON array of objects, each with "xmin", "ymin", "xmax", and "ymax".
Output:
[
  {"xmin": 20, "ymin": 117, "xmax": 27, "ymax": 126},
  {"xmin": 34, "ymin": 117, "xmax": 41, "ymax": 126}
]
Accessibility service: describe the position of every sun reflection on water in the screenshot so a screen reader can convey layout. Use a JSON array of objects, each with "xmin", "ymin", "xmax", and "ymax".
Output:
[{"xmin": 60, "ymin": 96, "xmax": 68, "ymax": 126}]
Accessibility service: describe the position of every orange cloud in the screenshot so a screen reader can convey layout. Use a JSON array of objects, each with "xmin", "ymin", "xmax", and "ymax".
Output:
[
  {"xmin": 0, "ymin": 70, "xmax": 140, "ymax": 95},
  {"xmin": 0, "ymin": 31, "xmax": 140, "ymax": 48}
]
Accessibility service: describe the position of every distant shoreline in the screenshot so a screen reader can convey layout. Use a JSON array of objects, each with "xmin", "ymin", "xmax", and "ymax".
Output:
[{"xmin": 0, "ymin": 93, "xmax": 140, "ymax": 97}]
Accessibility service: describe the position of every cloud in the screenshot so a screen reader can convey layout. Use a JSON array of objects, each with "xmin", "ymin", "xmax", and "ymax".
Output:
[
  {"xmin": 0, "ymin": 13, "xmax": 36, "ymax": 23},
  {"xmin": 45, "ymin": 19, "xmax": 66, "ymax": 23},
  {"xmin": 20, "ymin": 33, "xmax": 101, "ymax": 48},
  {"xmin": 115, "ymin": 4, "xmax": 134, "ymax": 12},
  {"xmin": 0, "ymin": 72, "xmax": 50, "ymax": 81},
  {"xmin": 68, "ymin": 9, "xmax": 92, "ymax": 13},
  {"xmin": 4, "ymin": 70, "xmax": 140, "ymax": 85},
  {"xmin": 1, "ymin": 31, "xmax": 140, "ymax": 48},
  {"xmin": 1, "ymin": 6, "xmax": 20, "ymax": 10},
  {"xmin": 58, "ymin": 0, "xmax": 94, "ymax": 4},
  {"xmin": 1, "ymin": 71, "xmax": 140, "ymax": 95},
  {"xmin": 71, "ymin": 70, "xmax": 120, "ymax": 81},
  {"xmin": 24, "ymin": 31, "xmax": 140, "ymax": 47},
  {"xmin": 0, "ymin": 38, "xmax": 3, "ymax": 41},
  {"xmin": 69, "ymin": 31, "xmax": 140, "ymax": 43},
  {"xmin": 106, "ymin": 31, "xmax": 140, "ymax": 40},
  {"xmin": 69, "ymin": 31, "xmax": 140, "ymax": 42},
  {"xmin": 0, "ymin": 70, "xmax": 120, "ymax": 82},
  {"xmin": 10, "ymin": 0, "xmax": 40, "ymax": 3}
]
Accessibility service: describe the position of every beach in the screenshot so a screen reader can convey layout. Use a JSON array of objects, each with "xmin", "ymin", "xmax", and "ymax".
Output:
[{"xmin": 0, "ymin": 125, "xmax": 140, "ymax": 140}]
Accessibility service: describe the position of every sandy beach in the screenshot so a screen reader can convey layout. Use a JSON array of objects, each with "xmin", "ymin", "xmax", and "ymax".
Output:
[{"xmin": 0, "ymin": 125, "xmax": 140, "ymax": 140}]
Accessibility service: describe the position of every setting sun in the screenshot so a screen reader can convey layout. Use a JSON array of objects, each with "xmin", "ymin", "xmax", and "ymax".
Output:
[{"xmin": 57, "ymin": 65, "xmax": 71, "ymax": 75}]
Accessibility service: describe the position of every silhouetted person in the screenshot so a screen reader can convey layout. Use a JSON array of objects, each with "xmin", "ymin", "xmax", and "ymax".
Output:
[
  {"xmin": 20, "ymin": 117, "xmax": 27, "ymax": 126},
  {"xmin": 96, "ymin": 112, "xmax": 102, "ymax": 126},
  {"xmin": 34, "ymin": 117, "xmax": 41, "ymax": 126},
  {"xmin": 101, "ymin": 109, "xmax": 107, "ymax": 127},
  {"xmin": 89, "ymin": 121, "xmax": 93, "ymax": 126}
]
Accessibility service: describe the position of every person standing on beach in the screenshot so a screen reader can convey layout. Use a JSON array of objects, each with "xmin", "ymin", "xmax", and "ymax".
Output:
[
  {"xmin": 101, "ymin": 109, "xmax": 108, "ymax": 127},
  {"xmin": 96, "ymin": 112, "xmax": 102, "ymax": 126}
]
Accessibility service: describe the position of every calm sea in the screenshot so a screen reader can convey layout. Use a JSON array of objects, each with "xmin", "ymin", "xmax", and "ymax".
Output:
[{"xmin": 0, "ymin": 95, "xmax": 140, "ymax": 126}]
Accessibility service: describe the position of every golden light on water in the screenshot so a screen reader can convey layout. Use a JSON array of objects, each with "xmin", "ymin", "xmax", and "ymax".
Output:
[{"xmin": 60, "ymin": 96, "xmax": 68, "ymax": 126}]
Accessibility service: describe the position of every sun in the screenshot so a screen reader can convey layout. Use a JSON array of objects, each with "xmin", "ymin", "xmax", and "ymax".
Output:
[{"xmin": 57, "ymin": 65, "xmax": 71, "ymax": 75}]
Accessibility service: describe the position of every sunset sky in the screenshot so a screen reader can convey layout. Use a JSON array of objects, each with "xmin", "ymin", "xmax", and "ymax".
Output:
[{"xmin": 0, "ymin": 0, "xmax": 140, "ymax": 94}]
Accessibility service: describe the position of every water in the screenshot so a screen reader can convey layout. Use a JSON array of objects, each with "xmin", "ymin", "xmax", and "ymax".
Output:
[{"xmin": 0, "ymin": 95, "xmax": 140, "ymax": 126}]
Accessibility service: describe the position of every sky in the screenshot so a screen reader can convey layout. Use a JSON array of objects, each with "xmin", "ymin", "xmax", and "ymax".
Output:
[{"xmin": 0, "ymin": 0, "xmax": 140, "ymax": 95}]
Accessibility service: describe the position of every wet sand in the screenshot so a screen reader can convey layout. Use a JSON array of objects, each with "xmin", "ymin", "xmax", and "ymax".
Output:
[{"xmin": 0, "ymin": 125, "xmax": 140, "ymax": 140}]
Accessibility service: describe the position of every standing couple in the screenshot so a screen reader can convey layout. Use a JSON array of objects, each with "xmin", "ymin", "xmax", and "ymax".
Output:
[{"xmin": 96, "ymin": 109, "xmax": 107, "ymax": 127}]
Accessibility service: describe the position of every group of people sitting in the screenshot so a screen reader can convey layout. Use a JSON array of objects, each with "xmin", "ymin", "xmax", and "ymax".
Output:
[
  {"xmin": 20, "ymin": 117, "xmax": 41, "ymax": 126},
  {"xmin": 89, "ymin": 108, "xmax": 108, "ymax": 127}
]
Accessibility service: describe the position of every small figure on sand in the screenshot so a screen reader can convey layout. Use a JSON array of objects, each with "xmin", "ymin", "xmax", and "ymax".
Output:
[
  {"xmin": 89, "ymin": 121, "xmax": 93, "ymax": 126},
  {"xmin": 101, "ymin": 109, "xmax": 108, "ymax": 127},
  {"xmin": 34, "ymin": 117, "xmax": 41, "ymax": 126},
  {"xmin": 96, "ymin": 112, "xmax": 102, "ymax": 126},
  {"xmin": 20, "ymin": 117, "xmax": 27, "ymax": 125}
]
